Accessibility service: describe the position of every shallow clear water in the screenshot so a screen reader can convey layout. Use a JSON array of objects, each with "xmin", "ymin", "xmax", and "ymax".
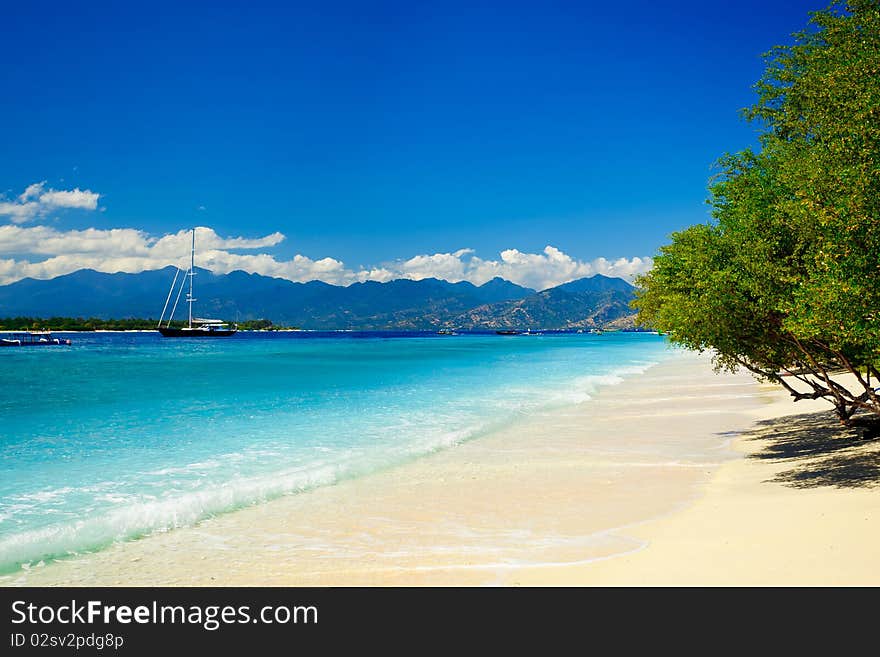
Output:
[{"xmin": 0, "ymin": 331, "xmax": 669, "ymax": 572}]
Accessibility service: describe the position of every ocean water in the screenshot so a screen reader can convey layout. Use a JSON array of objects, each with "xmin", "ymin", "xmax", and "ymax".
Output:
[{"xmin": 0, "ymin": 331, "xmax": 670, "ymax": 573}]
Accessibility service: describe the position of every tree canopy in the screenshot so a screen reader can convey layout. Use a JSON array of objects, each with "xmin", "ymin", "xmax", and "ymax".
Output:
[{"xmin": 635, "ymin": 1, "xmax": 880, "ymax": 423}]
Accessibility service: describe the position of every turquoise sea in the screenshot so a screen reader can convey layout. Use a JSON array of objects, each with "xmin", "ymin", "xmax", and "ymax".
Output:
[{"xmin": 0, "ymin": 331, "xmax": 670, "ymax": 573}]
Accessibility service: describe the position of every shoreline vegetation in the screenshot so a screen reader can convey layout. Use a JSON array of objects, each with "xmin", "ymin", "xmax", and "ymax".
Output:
[
  {"xmin": 0, "ymin": 317, "xmax": 300, "ymax": 332},
  {"xmin": 0, "ymin": 316, "xmax": 657, "ymax": 333},
  {"xmin": 635, "ymin": 2, "xmax": 880, "ymax": 426}
]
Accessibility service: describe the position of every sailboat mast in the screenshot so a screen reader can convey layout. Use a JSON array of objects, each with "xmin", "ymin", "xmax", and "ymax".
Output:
[{"xmin": 188, "ymin": 227, "xmax": 195, "ymax": 329}]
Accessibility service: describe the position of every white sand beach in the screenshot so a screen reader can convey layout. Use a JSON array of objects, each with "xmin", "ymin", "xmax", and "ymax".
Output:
[{"xmin": 8, "ymin": 350, "xmax": 878, "ymax": 586}]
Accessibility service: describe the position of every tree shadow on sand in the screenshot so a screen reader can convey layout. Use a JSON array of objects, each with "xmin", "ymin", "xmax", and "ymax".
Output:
[{"xmin": 743, "ymin": 410, "xmax": 880, "ymax": 489}]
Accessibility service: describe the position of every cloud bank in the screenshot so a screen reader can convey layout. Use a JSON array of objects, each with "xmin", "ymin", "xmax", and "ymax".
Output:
[
  {"xmin": 0, "ymin": 182, "xmax": 100, "ymax": 223},
  {"xmin": 0, "ymin": 183, "xmax": 653, "ymax": 288},
  {"xmin": 389, "ymin": 246, "xmax": 652, "ymax": 291},
  {"xmin": 0, "ymin": 224, "xmax": 652, "ymax": 289}
]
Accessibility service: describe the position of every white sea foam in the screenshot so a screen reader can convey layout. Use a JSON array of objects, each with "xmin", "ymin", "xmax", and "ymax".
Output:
[
  {"xmin": 11, "ymin": 487, "xmax": 77, "ymax": 504},
  {"xmin": 0, "ymin": 461, "xmax": 346, "ymax": 571},
  {"xmin": 0, "ymin": 420, "xmax": 496, "ymax": 572}
]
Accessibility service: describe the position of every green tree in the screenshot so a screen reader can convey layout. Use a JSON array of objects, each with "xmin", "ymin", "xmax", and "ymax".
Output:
[{"xmin": 635, "ymin": 1, "xmax": 880, "ymax": 423}]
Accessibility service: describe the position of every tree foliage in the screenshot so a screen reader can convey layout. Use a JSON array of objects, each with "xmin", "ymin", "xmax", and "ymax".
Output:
[
  {"xmin": 0, "ymin": 317, "xmax": 174, "ymax": 331},
  {"xmin": 635, "ymin": 1, "xmax": 880, "ymax": 423},
  {"xmin": 0, "ymin": 317, "xmax": 293, "ymax": 331}
]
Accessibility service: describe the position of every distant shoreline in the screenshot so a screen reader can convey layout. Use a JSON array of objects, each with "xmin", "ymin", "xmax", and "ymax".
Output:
[
  {"xmin": 45, "ymin": 328, "xmax": 307, "ymax": 333},
  {"xmin": 7, "ymin": 327, "xmax": 658, "ymax": 334}
]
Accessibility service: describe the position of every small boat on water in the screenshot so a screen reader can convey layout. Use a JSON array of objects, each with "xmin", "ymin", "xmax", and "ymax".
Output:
[
  {"xmin": 437, "ymin": 328, "xmax": 458, "ymax": 335},
  {"xmin": 158, "ymin": 319, "xmax": 237, "ymax": 338},
  {"xmin": 0, "ymin": 331, "xmax": 71, "ymax": 347},
  {"xmin": 157, "ymin": 228, "xmax": 237, "ymax": 338},
  {"xmin": 495, "ymin": 329, "xmax": 519, "ymax": 335}
]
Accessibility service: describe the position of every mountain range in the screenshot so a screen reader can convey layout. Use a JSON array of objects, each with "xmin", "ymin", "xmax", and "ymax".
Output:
[{"xmin": 0, "ymin": 267, "xmax": 639, "ymax": 330}]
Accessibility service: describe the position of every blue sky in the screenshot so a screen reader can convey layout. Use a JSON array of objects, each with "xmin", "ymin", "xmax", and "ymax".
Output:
[{"xmin": 0, "ymin": 0, "xmax": 822, "ymax": 288}]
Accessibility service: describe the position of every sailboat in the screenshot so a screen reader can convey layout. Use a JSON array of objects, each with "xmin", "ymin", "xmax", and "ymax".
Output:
[{"xmin": 157, "ymin": 228, "xmax": 237, "ymax": 337}]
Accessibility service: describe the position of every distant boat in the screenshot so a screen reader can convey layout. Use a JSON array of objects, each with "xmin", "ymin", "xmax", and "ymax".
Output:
[
  {"xmin": 495, "ymin": 329, "xmax": 519, "ymax": 335},
  {"xmin": 0, "ymin": 330, "xmax": 71, "ymax": 347},
  {"xmin": 437, "ymin": 328, "xmax": 458, "ymax": 335},
  {"xmin": 157, "ymin": 228, "xmax": 237, "ymax": 338}
]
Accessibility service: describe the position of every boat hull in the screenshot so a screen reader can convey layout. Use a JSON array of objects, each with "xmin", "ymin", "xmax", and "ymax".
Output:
[{"xmin": 158, "ymin": 327, "xmax": 237, "ymax": 338}]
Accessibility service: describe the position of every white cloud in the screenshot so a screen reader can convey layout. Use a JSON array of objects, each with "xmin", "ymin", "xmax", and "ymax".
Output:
[
  {"xmin": 0, "ymin": 182, "xmax": 101, "ymax": 223},
  {"xmin": 19, "ymin": 182, "xmax": 45, "ymax": 201},
  {"xmin": 382, "ymin": 246, "xmax": 652, "ymax": 290},
  {"xmin": 0, "ymin": 201, "xmax": 40, "ymax": 223},
  {"xmin": 0, "ymin": 225, "xmax": 284, "ymax": 258},
  {"xmin": 396, "ymin": 251, "xmax": 471, "ymax": 282},
  {"xmin": 0, "ymin": 180, "xmax": 654, "ymax": 288},
  {"xmin": 0, "ymin": 223, "xmax": 653, "ymax": 288},
  {"xmin": 0, "ymin": 225, "xmax": 293, "ymax": 284},
  {"xmin": 38, "ymin": 188, "xmax": 100, "ymax": 210}
]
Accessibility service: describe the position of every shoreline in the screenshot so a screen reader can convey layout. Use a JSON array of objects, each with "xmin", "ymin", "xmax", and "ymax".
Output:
[
  {"xmin": 513, "ymin": 388, "xmax": 880, "ymax": 586},
  {"xmin": 2, "ymin": 350, "xmax": 759, "ymax": 586},
  {"xmin": 5, "ymin": 350, "xmax": 877, "ymax": 586}
]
